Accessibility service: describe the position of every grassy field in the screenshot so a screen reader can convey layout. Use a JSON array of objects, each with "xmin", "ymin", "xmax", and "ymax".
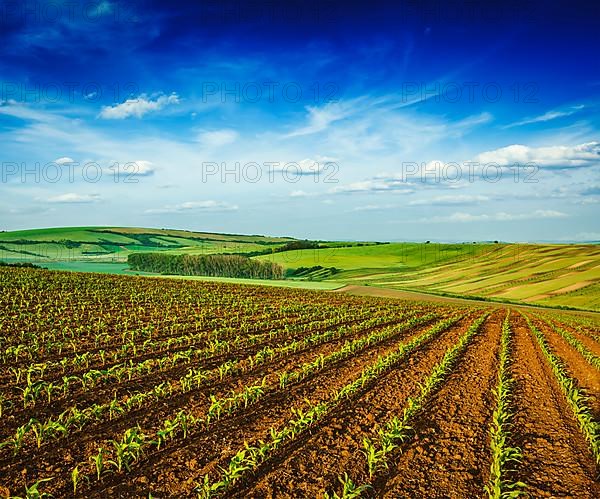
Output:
[
  {"xmin": 0, "ymin": 226, "xmax": 294, "ymax": 263},
  {"xmin": 153, "ymin": 274, "xmax": 344, "ymax": 290},
  {"xmin": 257, "ymin": 242, "xmax": 600, "ymax": 311},
  {"xmin": 257, "ymin": 242, "xmax": 491, "ymax": 271},
  {"xmin": 1, "ymin": 227, "xmax": 598, "ymax": 311},
  {"xmin": 352, "ymin": 244, "xmax": 600, "ymax": 310}
]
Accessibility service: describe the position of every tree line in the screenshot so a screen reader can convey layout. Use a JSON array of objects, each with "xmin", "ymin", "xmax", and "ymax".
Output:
[{"xmin": 128, "ymin": 253, "xmax": 284, "ymax": 279}]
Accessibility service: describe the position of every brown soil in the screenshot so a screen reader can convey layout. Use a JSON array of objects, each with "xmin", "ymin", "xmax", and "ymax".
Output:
[
  {"xmin": 529, "ymin": 315, "xmax": 600, "ymax": 419},
  {"xmin": 510, "ymin": 312, "xmax": 599, "ymax": 497},
  {"xmin": 378, "ymin": 310, "xmax": 502, "ymax": 498},
  {"xmin": 233, "ymin": 314, "xmax": 482, "ymax": 498},
  {"xmin": 0, "ymin": 312, "xmax": 430, "ymax": 485},
  {"xmin": 571, "ymin": 330, "xmax": 600, "ymax": 357},
  {"xmin": 334, "ymin": 285, "xmax": 600, "ymax": 318},
  {"xmin": 51, "ymin": 314, "xmax": 455, "ymax": 497},
  {"xmin": 2, "ymin": 268, "xmax": 599, "ymax": 499}
]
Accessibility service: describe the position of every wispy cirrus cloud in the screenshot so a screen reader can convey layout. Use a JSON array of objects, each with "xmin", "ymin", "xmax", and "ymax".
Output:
[
  {"xmin": 284, "ymin": 98, "xmax": 367, "ymax": 137},
  {"xmin": 503, "ymin": 105, "xmax": 585, "ymax": 128},
  {"xmin": 145, "ymin": 200, "xmax": 238, "ymax": 214},
  {"xmin": 423, "ymin": 209, "xmax": 567, "ymax": 223},
  {"xmin": 284, "ymin": 93, "xmax": 492, "ymax": 145},
  {"xmin": 408, "ymin": 194, "xmax": 490, "ymax": 206},
  {"xmin": 45, "ymin": 193, "xmax": 102, "ymax": 204}
]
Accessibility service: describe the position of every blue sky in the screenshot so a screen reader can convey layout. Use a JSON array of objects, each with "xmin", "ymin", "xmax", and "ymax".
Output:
[{"xmin": 0, "ymin": 0, "xmax": 599, "ymax": 241}]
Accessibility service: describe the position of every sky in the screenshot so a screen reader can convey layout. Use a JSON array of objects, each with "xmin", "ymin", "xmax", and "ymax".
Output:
[{"xmin": 0, "ymin": 0, "xmax": 599, "ymax": 242}]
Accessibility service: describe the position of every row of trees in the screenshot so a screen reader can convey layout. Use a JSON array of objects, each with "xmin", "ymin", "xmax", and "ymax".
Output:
[
  {"xmin": 0, "ymin": 261, "xmax": 42, "ymax": 269},
  {"xmin": 128, "ymin": 253, "xmax": 284, "ymax": 280}
]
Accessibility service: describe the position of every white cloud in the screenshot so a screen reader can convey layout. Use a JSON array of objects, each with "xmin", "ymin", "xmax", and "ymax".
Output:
[
  {"xmin": 196, "ymin": 129, "xmax": 239, "ymax": 148},
  {"xmin": 289, "ymin": 190, "xmax": 312, "ymax": 198},
  {"xmin": 46, "ymin": 193, "xmax": 102, "ymax": 204},
  {"xmin": 285, "ymin": 99, "xmax": 365, "ymax": 137},
  {"xmin": 330, "ymin": 178, "xmax": 414, "ymax": 194},
  {"xmin": 408, "ymin": 194, "xmax": 490, "ymax": 206},
  {"xmin": 473, "ymin": 142, "xmax": 600, "ymax": 168},
  {"xmin": 145, "ymin": 200, "xmax": 238, "ymax": 214},
  {"xmin": 132, "ymin": 160, "xmax": 155, "ymax": 175},
  {"xmin": 424, "ymin": 209, "xmax": 567, "ymax": 223},
  {"xmin": 54, "ymin": 157, "xmax": 75, "ymax": 165},
  {"xmin": 105, "ymin": 160, "xmax": 155, "ymax": 176},
  {"xmin": 273, "ymin": 156, "xmax": 338, "ymax": 176},
  {"xmin": 353, "ymin": 204, "xmax": 397, "ymax": 211},
  {"xmin": 99, "ymin": 93, "xmax": 180, "ymax": 119},
  {"xmin": 503, "ymin": 105, "xmax": 584, "ymax": 128}
]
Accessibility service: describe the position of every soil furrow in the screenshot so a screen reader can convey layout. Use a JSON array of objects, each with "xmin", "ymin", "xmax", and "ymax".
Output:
[
  {"xmin": 510, "ymin": 313, "xmax": 599, "ymax": 497},
  {"xmin": 0, "ymin": 313, "xmax": 422, "ymax": 467},
  {"xmin": 3, "ymin": 313, "xmax": 454, "ymax": 496},
  {"xmin": 550, "ymin": 318, "xmax": 600, "ymax": 358},
  {"xmin": 234, "ymin": 314, "xmax": 486, "ymax": 499},
  {"xmin": 376, "ymin": 310, "xmax": 502, "ymax": 498},
  {"xmin": 530, "ymin": 316, "xmax": 600, "ymax": 418},
  {"xmin": 85, "ymin": 314, "xmax": 466, "ymax": 498}
]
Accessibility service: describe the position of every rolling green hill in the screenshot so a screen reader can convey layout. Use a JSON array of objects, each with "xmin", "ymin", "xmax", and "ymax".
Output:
[
  {"xmin": 0, "ymin": 227, "xmax": 295, "ymax": 267},
  {"xmin": 1, "ymin": 227, "xmax": 598, "ymax": 311},
  {"xmin": 360, "ymin": 243, "xmax": 600, "ymax": 310},
  {"xmin": 256, "ymin": 242, "xmax": 494, "ymax": 272},
  {"xmin": 257, "ymin": 242, "xmax": 600, "ymax": 310}
]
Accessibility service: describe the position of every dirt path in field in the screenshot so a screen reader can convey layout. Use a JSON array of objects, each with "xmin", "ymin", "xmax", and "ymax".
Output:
[
  {"xmin": 86, "ymin": 313, "xmax": 472, "ymax": 498},
  {"xmin": 529, "ymin": 315, "xmax": 600, "ymax": 418},
  {"xmin": 334, "ymin": 285, "xmax": 600, "ymax": 318},
  {"xmin": 510, "ymin": 313, "xmax": 599, "ymax": 497},
  {"xmin": 233, "ymin": 313, "xmax": 485, "ymax": 498},
  {"xmin": 378, "ymin": 310, "xmax": 503, "ymax": 498}
]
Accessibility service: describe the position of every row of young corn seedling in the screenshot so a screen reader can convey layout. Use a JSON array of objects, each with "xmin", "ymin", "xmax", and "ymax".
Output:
[
  {"xmin": 2, "ymin": 306, "xmax": 370, "ymax": 387},
  {"xmin": 196, "ymin": 314, "xmax": 467, "ymax": 498},
  {"xmin": 548, "ymin": 314, "xmax": 600, "ymax": 343},
  {"xmin": 1, "ymin": 311, "xmax": 412, "ymax": 455},
  {"xmin": 329, "ymin": 312, "xmax": 487, "ymax": 497},
  {"xmin": 7, "ymin": 325, "xmax": 306, "ymax": 408},
  {"xmin": 524, "ymin": 314, "xmax": 600, "ymax": 464},
  {"xmin": 7, "ymin": 302, "xmax": 396, "ymax": 385},
  {"xmin": 278, "ymin": 312, "xmax": 437, "ymax": 389},
  {"xmin": 484, "ymin": 311, "xmax": 526, "ymax": 499},
  {"xmin": 0, "ymin": 381, "xmax": 174, "ymax": 456},
  {"xmin": 0, "ymin": 295, "xmax": 361, "ymax": 364},
  {"xmin": 1, "ymin": 273, "xmax": 397, "ymax": 360},
  {"xmin": 533, "ymin": 315, "xmax": 600, "ymax": 371},
  {"xmin": 1, "ymin": 312, "xmax": 231, "ymax": 364},
  {"xmin": 67, "ymin": 314, "xmax": 458, "ymax": 494}
]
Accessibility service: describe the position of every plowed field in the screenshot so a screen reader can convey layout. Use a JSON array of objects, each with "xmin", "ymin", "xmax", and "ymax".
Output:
[{"xmin": 0, "ymin": 268, "xmax": 598, "ymax": 498}]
